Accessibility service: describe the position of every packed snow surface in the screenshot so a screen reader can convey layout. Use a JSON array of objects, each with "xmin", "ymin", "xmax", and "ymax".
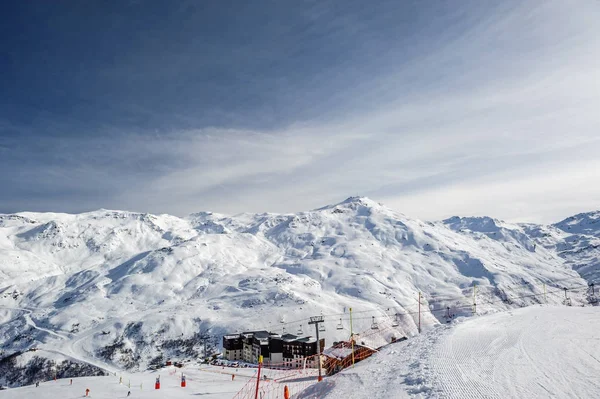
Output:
[
  {"xmin": 305, "ymin": 306, "xmax": 600, "ymax": 399},
  {"xmin": 0, "ymin": 364, "xmax": 260, "ymax": 398},
  {"xmin": 3, "ymin": 306, "xmax": 598, "ymax": 399}
]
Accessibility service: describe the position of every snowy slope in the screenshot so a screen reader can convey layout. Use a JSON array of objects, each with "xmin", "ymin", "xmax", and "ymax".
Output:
[
  {"xmin": 4, "ymin": 307, "xmax": 598, "ymax": 399},
  {"xmin": 0, "ymin": 364, "xmax": 263, "ymax": 399},
  {"xmin": 0, "ymin": 198, "xmax": 598, "ymax": 387},
  {"xmin": 553, "ymin": 211, "xmax": 600, "ymax": 284},
  {"xmin": 302, "ymin": 306, "xmax": 600, "ymax": 399}
]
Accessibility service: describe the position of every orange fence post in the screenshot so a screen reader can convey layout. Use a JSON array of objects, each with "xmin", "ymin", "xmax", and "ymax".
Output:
[{"xmin": 254, "ymin": 355, "xmax": 263, "ymax": 399}]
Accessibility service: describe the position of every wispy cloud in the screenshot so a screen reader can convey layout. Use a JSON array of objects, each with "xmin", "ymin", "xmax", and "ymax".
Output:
[{"xmin": 1, "ymin": 0, "xmax": 599, "ymax": 223}]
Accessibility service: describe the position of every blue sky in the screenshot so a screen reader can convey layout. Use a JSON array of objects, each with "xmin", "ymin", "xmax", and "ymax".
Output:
[{"xmin": 1, "ymin": 0, "xmax": 599, "ymax": 222}]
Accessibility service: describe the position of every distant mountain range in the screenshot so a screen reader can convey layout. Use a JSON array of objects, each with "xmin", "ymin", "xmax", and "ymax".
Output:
[{"xmin": 1, "ymin": 197, "xmax": 598, "ymax": 386}]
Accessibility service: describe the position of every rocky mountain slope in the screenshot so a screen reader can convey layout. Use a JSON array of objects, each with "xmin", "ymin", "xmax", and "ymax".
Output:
[{"xmin": 0, "ymin": 197, "xmax": 598, "ymax": 386}]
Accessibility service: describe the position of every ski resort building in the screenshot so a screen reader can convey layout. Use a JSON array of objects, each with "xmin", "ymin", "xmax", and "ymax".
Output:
[
  {"xmin": 282, "ymin": 334, "xmax": 324, "ymax": 368},
  {"xmin": 221, "ymin": 331, "xmax": 280, "ymax": 364},
  {"xmin": 222, "ymin": 333, "xmax": 243, "ymax": 361},
  {"xmin": 222, "ymin": 331, "xmax": 324, "ymax": 368}
]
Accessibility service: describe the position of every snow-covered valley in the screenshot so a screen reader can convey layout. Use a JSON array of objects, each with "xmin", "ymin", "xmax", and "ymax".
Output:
[{"xmin": 0, "ymin": 197, "xmax": 598, "ymax": 390}]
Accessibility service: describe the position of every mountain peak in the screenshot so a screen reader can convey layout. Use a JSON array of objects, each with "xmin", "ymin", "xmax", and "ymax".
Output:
[
  {"xmin": 554, "ymin": 210, "xmax": 600, "ymax": 236},
  {"xmin": 316, "ymin": 196, "xmax": 384, "ymax": 212},
  {"xmin": 340, "ymin": 196, "xmax": 374, "ymax": 205}
]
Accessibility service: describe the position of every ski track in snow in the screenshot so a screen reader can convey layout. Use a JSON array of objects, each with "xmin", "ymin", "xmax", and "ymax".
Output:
[
  {"xmin": 313, "ymin": 306, "xmax": 600, "ymax": 399},
  {"xmin": 0, "ymin": 305, "xmax": 117, "ymax": 374},
  {"xmin": 24, "ymin": 312, "xmax": 70, "ymax": 341},
  {"xmin": 0, "ymin": 306, "xmax": 60, "ymax": 336},
  {"xmin": 433, "ymin": 318, "xmax": 505, "ymax": 398},
  {"xmin": 430, "ymin": 306, "xmax": 600, "ymax": 399}
]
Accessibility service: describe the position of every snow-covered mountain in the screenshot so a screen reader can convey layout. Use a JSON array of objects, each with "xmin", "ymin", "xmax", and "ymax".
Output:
[{"xmin": 0, "ymin": 197, "xmax": 598, "ymax": 386}]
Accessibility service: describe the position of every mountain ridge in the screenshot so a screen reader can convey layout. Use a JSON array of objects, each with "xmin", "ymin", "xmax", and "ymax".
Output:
[{"xmin": 0, "ymin": 197, "xmax": 598, "ymax": 386}]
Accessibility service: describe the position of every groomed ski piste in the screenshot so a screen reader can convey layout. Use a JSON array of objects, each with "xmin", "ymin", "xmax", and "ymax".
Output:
[
  {"xmin": 299, "ymin": 305, "xmax": 600, "ymax": 399},
  {"xmin": 2, "ymin": 305, "xmax": 598, "ymax": 398},
  {"xmin": 0, "ymin": 363, "xmax": 280, "ymax": 398}
]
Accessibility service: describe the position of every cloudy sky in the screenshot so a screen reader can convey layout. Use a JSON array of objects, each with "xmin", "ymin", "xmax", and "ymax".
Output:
[{"xmin": 1, "ymin": 0, "xmax": 599, "ymax": 223}]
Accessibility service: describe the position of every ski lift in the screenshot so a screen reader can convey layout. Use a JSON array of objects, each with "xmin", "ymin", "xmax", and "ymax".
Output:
[
  {"xmin": 588, "ymin": 283, "xmax": 598, "ymax": 305},
  {"xmin": 563, "ymin": 287, "xmax": 572, "ymax": 307},
  {"xmin": 336, "ymin": 318, "xmax": 344, "ymax": 330},
  {"xmin": 297, "ymin": 325, "xmax": 304, "ymax": 335},
  {"xmin": 319, "ymin": 323, "xmax": 326, "ymax": 332},
  {"xmin": 370, "ymin": 316, "xmax": 379, "ymax": 330},
  {"xmin": 282, "ymin": 326, "xmax": 286, "ymax": 334},
  {"xmin": 444, "ymin": 307, "xmax": 454, "ymax": 323},
  {"xmin": 391, "ymin": 313, "xmax": 399, "ymax": 327}
]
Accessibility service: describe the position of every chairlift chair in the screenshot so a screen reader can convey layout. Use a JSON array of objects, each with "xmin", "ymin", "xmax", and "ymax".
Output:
[
  {"xmin": 297, "ymin": 325, "xmax": 304, "ymax": 335},
  {"xmin": 370, "ymin": 316, "xmax": 379, "ymax": 330},
  {"xmin": 336, "ymin": 318, "xmax": 344, "ymax": 330},
  {"xmin": 319, "ymin": 323, "xmax": 326, "ymax": 332}
]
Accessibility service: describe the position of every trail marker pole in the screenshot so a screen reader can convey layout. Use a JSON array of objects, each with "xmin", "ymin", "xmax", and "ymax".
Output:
[
  {"xmin": 308, "ymin": 316, "xmax": 324, "ymax": 382},
  {"xmin": 254, "ymin": 355, "xmax": 263, "ymax": 399},
  {"xmin": 350, "ymin": 308, "xmax": 355, "ymax": 368}
]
